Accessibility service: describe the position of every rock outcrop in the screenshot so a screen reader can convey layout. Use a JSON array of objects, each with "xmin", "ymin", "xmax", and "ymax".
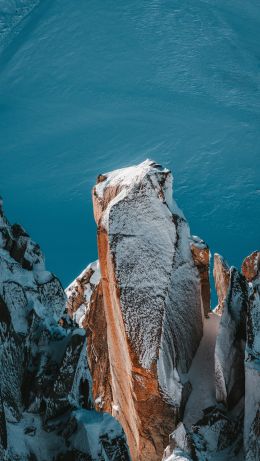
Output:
[
  {"xmin": 243, "ymin": 253, "xmax": 260, "ymax": 460},
  {"xmin": 213, "ymin": 253, "xmax": 230, "ymax": 315},
  {"xmin": 66, "ymin": 262, "xmax": 112, "ymax": 414},
  {"xmin": 165, "ymin": 247, "xmax": 259, "ymax": 461},
  {"xmin": 68, "ymin": 160, "xmax": 260, "ymax": 461},
  {"xmin": 215, "ymin": 268, "xmax": 248, "ymax": 408},
  {"xmin": 0, "ymin": 199, "xmax": 129, "ymax": 461},
  {"xmin": 190, "ymin": 236, "xmax": 211, "ymax": 317},
  {"xmin": 241, "ymin": 251, "xmax": 260, "ymax": 282},
  {"xmin": 2, "ymin": 160, "xmax": 259, "ymax": 461},
  {"xmin": 163, "ymin": 406, "xmax": 243, "ymax": 461},
  {"xmin": 83, "ymin": 160, "xmax": 204, "ymax": 461}
]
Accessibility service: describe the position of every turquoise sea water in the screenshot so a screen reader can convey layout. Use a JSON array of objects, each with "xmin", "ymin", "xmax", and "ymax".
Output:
[{"xmin": 0, "ymin": 1, "xmax": 259, "ymax": 302}]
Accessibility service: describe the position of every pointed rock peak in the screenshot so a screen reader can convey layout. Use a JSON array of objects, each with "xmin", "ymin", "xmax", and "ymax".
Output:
[
  {"xmin": 92, "ymin": 159, "xmax": 178, "ymax": 226},
  {"xmin": 91, "ymin": 160, "xmax": 204, "ymax": 460},
  {"xmin": 242, "ymin": 251, "xmax": 260, "ymax": 282},
  {"xmin": 95, "ymin": 159, "xmax": 170, "ymax": 195},
  {"xmin": 213, "ymin": 253, "xmax": 230, "ymax": 315},
  {"xmin": 66, "ymin": 260, "xmax": 100, "ymax": 325}
]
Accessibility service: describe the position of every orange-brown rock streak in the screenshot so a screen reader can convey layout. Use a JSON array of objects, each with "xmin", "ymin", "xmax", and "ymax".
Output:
[
  {"xmin": 91, "ymin": 161, "xmax": 204, "ymax": 460},
  {"xmin": 97, "ymin": 225, "xmax": 141, "ymax": 460},
  {"xmin": 85, "ymin": 280, "xmax": 112, "ymax": 414},
  {"xmin": 66, "ymin": 265, "xmax": 112, "ymax": 413},
  {"xmin": 213, "ymin": 253, "xmax": 230, "ymax": 315},
  {"xmin": 97, "ymin": 224, "xmax": 177, "ymax": 461},
  {"xmin": 241, "ymin": 251, "xmax": 260, "ymax": 282},
  {"xmin": 190, "ymin": 238, "xmax": 211, "ymax": 317}
]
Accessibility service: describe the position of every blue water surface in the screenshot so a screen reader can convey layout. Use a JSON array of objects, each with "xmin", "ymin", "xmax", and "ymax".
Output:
[{"xmin": 0, "ymin": 0, "xmax": 259, "ymax": 302}]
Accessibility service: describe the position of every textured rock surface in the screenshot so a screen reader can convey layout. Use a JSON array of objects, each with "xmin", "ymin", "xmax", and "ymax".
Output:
[
  {"xmin": 91, "ymin": 160, "xmax": 204, "ymax": 461},
  {"xmin": 244, "ymin": 253, "xmax": 260, "ymax": 460},
  {"xmin": 241, "ymin": 251, "xmax": 260, "ymax": 282},
  {"xmin": 213, "ymin": 253, "xmax": 230, "ymax": 315},
  {"xmin": 164, "ymin": 407, "xmax": 243, "ymax": 461},
  {"xmin": 2, "ymin": 159, "xmax": 260, "ymax": 461},
  {"xmin": 165, "ymin": 248, "xmax": 259, "ymax": 461},
  {"xmin": 190, "ymin": 236, "xmax": 211, "ymax": 317},
  {"xmin": 66, "ymin": 262, "xmax": 112, "ymax": 413},
  {"xmin": 0, "ymin": 200, "xmax": 129, "ymax": 461},
  {"xmin": 215, "ymin": 268, "xmax": 248, "ymax": 408}
]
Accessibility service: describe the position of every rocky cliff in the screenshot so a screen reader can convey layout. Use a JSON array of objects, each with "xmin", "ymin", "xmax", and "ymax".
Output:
[
  {"xmin": 242, "ymin": 252, "xmax": 260, "ymax": 461},
  {"xmin": 163, "ymin": 250, "xmax": 260, "ymax": 461},
  {"xmin": 0, "ymin": 198, "xmax": 129, "ymax": 461},
  {"xmin": 67, "ymin": 160, "xmax": 209, "ymax": 461},
  {"xmin": 67, "ymin": 160, "xmax": 259, "ymax": 461},
  {"xmin": 1, "ymin": 160, "xmax": 259, "ymax": 461}
]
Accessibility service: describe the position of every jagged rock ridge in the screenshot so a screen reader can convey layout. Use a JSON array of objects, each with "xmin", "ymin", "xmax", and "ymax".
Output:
[
  {"xmin": 164, "ymin": 250, "xmax": 260, "ymax": 461},
  {"xmin": 67, "ymin": 161, "xmax": 259, "ymax": 461},
  {"xmin": 1, "ymin": 159, "xmax": 259, "ymax": 461}
]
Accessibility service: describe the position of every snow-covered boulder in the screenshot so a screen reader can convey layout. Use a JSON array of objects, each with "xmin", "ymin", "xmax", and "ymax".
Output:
[{"xmin": 92, "ymin": 159, "xmax": 204, "ymax": 460}]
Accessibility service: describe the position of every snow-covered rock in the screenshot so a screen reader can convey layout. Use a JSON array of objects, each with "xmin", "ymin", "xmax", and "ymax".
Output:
[
  {"xmin": 215, "ymin": 268, "xmax": 248, "ymax": 408},
  {"xmin": 243, "ymin": 252, "xmax": 260, "ymax": 460},
  {"xmin": 0, "ymin": 200, "xmax": 129, "ymax": 461},
  {"xmin": 164, "ymin": 407, "xmax": 243, "ymax": 461},
  {"xmin": 91, "ymin": 159, "xmax": 204, "ymax": 460},
  {"xmin": 2, "ymin": 160, "xmax": 259, "ymax": 461},
  {"xmin": 183, "ymin": 313, "xmax": 220, "ymax": 428},
  {"xmin": 66, "ymin": 260, "xmax": 100, "ymax": 327},
  {"xmin": 66, "ymin": 261, "xmax": 113, "ymax": 414}
]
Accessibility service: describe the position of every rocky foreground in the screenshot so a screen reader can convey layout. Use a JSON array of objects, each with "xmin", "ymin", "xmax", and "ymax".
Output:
[
  {"xmin": 0, "ymin": 160, "xmax": 259, "ymax": 461},
  {"xmin": 0, "ymin": 198, "xmax": 129, "ymax": 460}
]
